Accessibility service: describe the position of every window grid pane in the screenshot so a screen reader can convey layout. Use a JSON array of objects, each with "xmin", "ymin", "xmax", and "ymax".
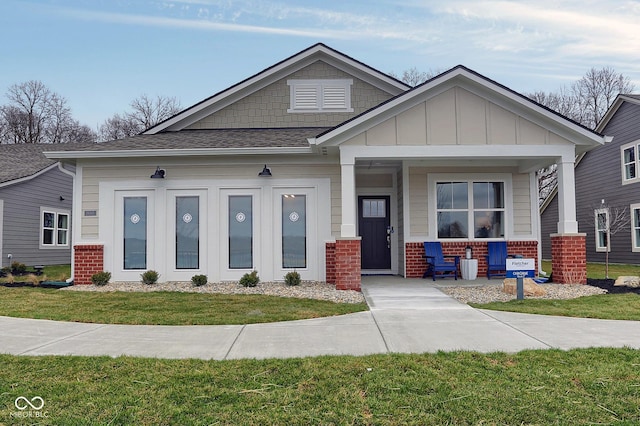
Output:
[{"xmin": 436, "ymin": 181, "xmax": 504, "ymax": 239}]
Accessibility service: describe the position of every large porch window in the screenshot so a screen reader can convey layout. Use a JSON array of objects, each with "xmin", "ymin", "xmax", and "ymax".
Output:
[{"xmin": 436, "ymin": 181, "xmax": 505, "ymax": 239}]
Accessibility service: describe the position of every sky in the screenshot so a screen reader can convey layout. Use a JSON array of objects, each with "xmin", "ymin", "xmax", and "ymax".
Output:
[{"xmin": 1, "ymin": 0, "xmax": 639, "ymax": 129}]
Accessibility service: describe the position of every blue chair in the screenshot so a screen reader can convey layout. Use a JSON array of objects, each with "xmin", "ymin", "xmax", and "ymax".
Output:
[
  {"xmin": 423, "ymin": 242, "xmax": 460, "ymax": 281},
  {"xmin": 486, "ymin": 241, "xmax": 519, "ymax": 279}
]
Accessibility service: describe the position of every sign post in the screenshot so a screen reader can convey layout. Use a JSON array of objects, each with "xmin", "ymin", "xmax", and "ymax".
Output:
[{"xmin": 506, "ymin": 259, "xmax": 535, "ymax": 300}]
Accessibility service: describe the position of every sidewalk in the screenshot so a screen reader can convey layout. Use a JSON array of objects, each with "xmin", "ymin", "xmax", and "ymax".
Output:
[{"xmin": 1, "ymin": 277, "xmax": 639, "ymax": 360}]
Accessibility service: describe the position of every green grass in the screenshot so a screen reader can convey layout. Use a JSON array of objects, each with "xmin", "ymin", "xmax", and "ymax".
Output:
[
  {"xmin": 541, "ymin": 260, "xmax": 640, "ymax": 280},
  {"xmin": 474, "ymin": 262, "xmax": 640, "ymax": 320},
  {"xmin": 0, "ymin": 287, "xmax": 367, "ymax": 325},
  {"xmin": 472, "ymin": 293, "xmax": 640, "ymax": 320},
  {"xmin": 1, "ymin": 348, "xmax": 639, "ymax": 425}
]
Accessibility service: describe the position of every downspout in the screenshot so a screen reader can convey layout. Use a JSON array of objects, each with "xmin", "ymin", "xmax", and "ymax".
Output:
[{"xmin": 57, "ymin": 163, "xmax": 76, "ymax": 283}]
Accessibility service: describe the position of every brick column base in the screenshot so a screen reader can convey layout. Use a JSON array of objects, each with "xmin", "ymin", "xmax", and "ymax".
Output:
[
  {"xmin": 325, "ymin": 242, "xmax": 336, "ymax": 285},
  {"xmin": 334, "ymin": 238, "xmax": 361, "ymax": 291},
  {"xmin": 551, "ymin": 233, "xmax": 587, "ymax": 284},
  {"xmin": 74, "ymin": 244, "xmax": 104, "ymax": 285}
]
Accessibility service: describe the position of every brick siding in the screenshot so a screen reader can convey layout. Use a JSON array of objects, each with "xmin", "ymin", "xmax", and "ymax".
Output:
[
  {"xmin": 551, "ymin": 234, "xmax": 587, "ymax": 284},
  {"xmin": 74, "ymin": 244, "xmax": 104, "ymax": 285},
  {"xmin": 334, "ymin": 239, "xmax": 362, "ymax": 291},
  {"xmin": 405, "ymin": 241, "xmax": 538, "ymax": 279}
]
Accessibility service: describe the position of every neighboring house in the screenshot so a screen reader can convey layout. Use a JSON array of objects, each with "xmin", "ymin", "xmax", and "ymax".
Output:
[
  {"xmin": 47, "ymin": 43, "xmax": 608, "ymax": 288},
  {"xmin": 0, "ymin": 144, "xmax": 77, "ymax": 268},
  {"xmin": 541, "ymin": 94, "xmax": 640, "ymax": 265}
]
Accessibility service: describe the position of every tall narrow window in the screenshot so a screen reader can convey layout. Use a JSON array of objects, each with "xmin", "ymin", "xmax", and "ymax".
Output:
[
  {"xmin": 229, "ymin": 196, "xmax": 253, "ymax": 269},
  {"xmin": 436, "ymin": 182, "xmax": 468, "ymax": 238},
  {"xmin": 282, "ymin": 195, "xmax": 306, "ymax": 268},
  {"xmin": 633, "ymin": 205, "xmax": 640, "ymax": 251},
  {"xmin": 176, "ymin": 196, "xmax": 199, "ymax": 269},
  {"xmin": 473, "ymin": 182, "xmax": 505, "ymax": 238},
  {"xmin": 595, "ymin": 208, "xmax": 609, "ymax": 252},
  {"xmin": 124, "ymin": 197, "xmax": 147, "ymax": 269}
]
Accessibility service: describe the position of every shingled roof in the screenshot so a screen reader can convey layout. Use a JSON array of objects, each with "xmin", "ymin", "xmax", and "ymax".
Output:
[
  {"xmin": 0, "ymin": 143, "xmax": 92, "ymax": 184},
  {"xmin": 70, "ymin": 128, "xmax": 330, "ymax": 152}
]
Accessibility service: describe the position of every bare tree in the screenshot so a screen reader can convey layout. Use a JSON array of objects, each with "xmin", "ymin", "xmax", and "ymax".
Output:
[
  {"xmin": 98, "ymin": 113, "xmax": 140, "ymax": 141},
  {"xmin": 594, "ymin": 202, "xmax": 631, "ymax": 278},
  {"xmin": 572, "ymin": 67, "xmax": 635, "ymax": 129},
  {"xmin": 389, "ymin": 67, "xmax": 443, "ymax": 86},
  {"xmin": 530, "ymin": 67, "xmax": 635, "ymax": 205},
  {"xmin": 0, "ymin": 80, "xmax": 96, "ymax": 144},
  {"xmin": 99, "ymin": 94, "xmax": 181, "ymax": 141}
]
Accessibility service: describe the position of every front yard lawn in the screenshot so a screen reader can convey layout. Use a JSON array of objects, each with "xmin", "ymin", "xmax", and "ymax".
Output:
[
  {"xmin": 1, "ymin": 348, "xmax": 639, "ymax": 425},
  {"xmin": 472, "ymin": 293, "xmax": 640, "ymax": 320},
  {"xmin": 0, "ymin": 287, "xmax": 367, "ymax": 325}
]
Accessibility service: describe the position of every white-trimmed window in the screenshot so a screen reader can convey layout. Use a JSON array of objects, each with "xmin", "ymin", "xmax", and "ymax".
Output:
[
  {"xmin": 621, "ymin": 140, "xmax": 640, "ymax": 184},
  {"xmin": 435, "ymin": 180, "xmax": 506, "ymax": 239},
  {"xmin": 41, "ymin": 208, "xmax": 70, "ymax": 248},
  {"xmin": 287, "ymin": 79, "xmax": 353, "ymax": 113},
  {"xmin": 594, "ymin": 208, "xmax": 609, "ymax": 252},
  {"xmin": 631, "ymin": 203, "xmax": 640, "ymax": 252}
]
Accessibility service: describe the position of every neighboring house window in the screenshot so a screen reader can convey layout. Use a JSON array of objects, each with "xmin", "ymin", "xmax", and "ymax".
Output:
[
  {"xmin": 594, "ymin": 208, "xmax": 610, "ymax": 252},
  {"xmin": 621, "ymin": 140, "xmax": 640, "ymax": 184},
  {"xmin": 41, "ymin": 208, "xmax": 70, "ymax": 248},
  {"xmin": 631, "ymin": 204, "xmax": 640, "ymax": 252},
  {"xmin": 287, "ymin": 79, "xmax": 353, "ymax": 112},
  {"xmin": 436, "ymin": 181, "xmax": 505, "ymax": 239}
]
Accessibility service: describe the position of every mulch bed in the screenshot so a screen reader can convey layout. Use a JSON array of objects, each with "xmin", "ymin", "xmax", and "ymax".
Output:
[{"xmin": 587, "ymin": 279, "xmax": 640, "ymax": 295}]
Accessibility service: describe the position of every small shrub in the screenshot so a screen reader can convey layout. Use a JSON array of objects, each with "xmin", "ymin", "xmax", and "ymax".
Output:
[
  {"xmin": 26, "ymin": 274, "xmax": 41, "ymax": 286},
  {"xmin": 91, "ymin": 271, "xmax": 112, "ymax": 286},
  {"xmin": 141, "ymin": 270, "xmax": 160, "ymax": 285},
  {"xmin": 11, "ymin": 261, "xmax": 27, "ymax": 275},
  {"xmin": 5, "ymin": 273, "xmax": 15, "ymax": 284},
  {"xmin": 191, "ymin": 274, "xmax": 208, "ymax": 287},
  {"xmin": 239, "ymin": 270, "xmax": 259, "ymax": 287},
  {"xmin": 284, "ymin": 271, "xmax": 301, "ymax": 286}
]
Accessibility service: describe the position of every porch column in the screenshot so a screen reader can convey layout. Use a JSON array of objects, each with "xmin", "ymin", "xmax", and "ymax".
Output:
[
  {"xmin": 552, "ymin": 157, "xmax": 587, "ymax": 284},
  {"xmin": 340, "ymin": 161, "xmax": 357, "ymax": 237},
  {"xmin": 556, "ymin": 159, "xmax": 578, "ymax": 234},
  {"xmin": 335, "ymin": 158, "xmax": 361, "ymax": 291}
]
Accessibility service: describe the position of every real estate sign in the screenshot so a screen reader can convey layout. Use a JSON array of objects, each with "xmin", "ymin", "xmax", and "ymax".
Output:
[{"xmin": 506, "ymin": 258, "xmax": 535, "ymax": 278}]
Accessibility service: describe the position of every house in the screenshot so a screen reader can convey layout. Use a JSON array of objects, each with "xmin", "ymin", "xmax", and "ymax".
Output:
[
  {"xmin": 47, "ymin": 43, "xmax": 608, "ymax": 289},
  {"xmin": 0, "ymin": 144, "xmax": 77, "ymax": 269},
  {"xmin": 541, "ymin": 94, "xmax": 640, "ymax": 266}
]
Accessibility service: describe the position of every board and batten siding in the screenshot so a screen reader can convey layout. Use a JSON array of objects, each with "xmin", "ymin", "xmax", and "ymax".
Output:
[
  {"xmin": 186, "ymin": 61, "xmax": 394, "ymax": 130},
  {"xmin": 342, "ymin": 87, "xmax": 575, "ymax": 147},
  {"xmin": 79, "ymin": 161, "xmax": 342, "ymax": 240},
  {"xmin": 0, "ymin": 167, "xmax": 73, "ymax": 267}
]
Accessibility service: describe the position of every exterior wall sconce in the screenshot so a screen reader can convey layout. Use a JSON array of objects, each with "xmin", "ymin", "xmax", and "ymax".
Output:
[
  {"xmin": 258, "ymin": 165, "xmax": 272, "ymax": 177},
  {"xmin": 150, "ymin": 167, "xmax": 166, "ymax": 179}
]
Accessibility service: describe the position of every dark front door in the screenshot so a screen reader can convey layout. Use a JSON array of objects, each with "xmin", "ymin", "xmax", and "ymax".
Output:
[{"xmin": 358, "ymin": 196, "xmax": 391, "ymax": 270}]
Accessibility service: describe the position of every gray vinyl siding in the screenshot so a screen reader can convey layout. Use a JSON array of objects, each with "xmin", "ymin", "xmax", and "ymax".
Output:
[
  {"xmin": 0, "ymin": 167, "xmax": 73, "ymax": 268},
  {"xmin": 540, "ymin": 195, "xmax": 558, "ymax": 260},
  {"xmin": 574, "ymin": 101, "xmax": 640, "ymax": 264}
]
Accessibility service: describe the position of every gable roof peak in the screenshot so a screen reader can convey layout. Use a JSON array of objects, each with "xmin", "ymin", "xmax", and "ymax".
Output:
[{"xmin": 145, "ymin": 43, "xmax": 410, "ymax": 134}]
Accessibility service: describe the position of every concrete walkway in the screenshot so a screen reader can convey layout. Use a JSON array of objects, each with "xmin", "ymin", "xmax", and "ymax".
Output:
[{"xmin": 1, "ymin": 277, "xmax": 640, "ymax": 360}]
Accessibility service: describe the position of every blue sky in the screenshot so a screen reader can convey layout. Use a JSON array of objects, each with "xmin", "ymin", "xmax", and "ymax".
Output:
[{"xmin": 1, "ymin": 0, "xmax": 639, "ymax": 129}]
